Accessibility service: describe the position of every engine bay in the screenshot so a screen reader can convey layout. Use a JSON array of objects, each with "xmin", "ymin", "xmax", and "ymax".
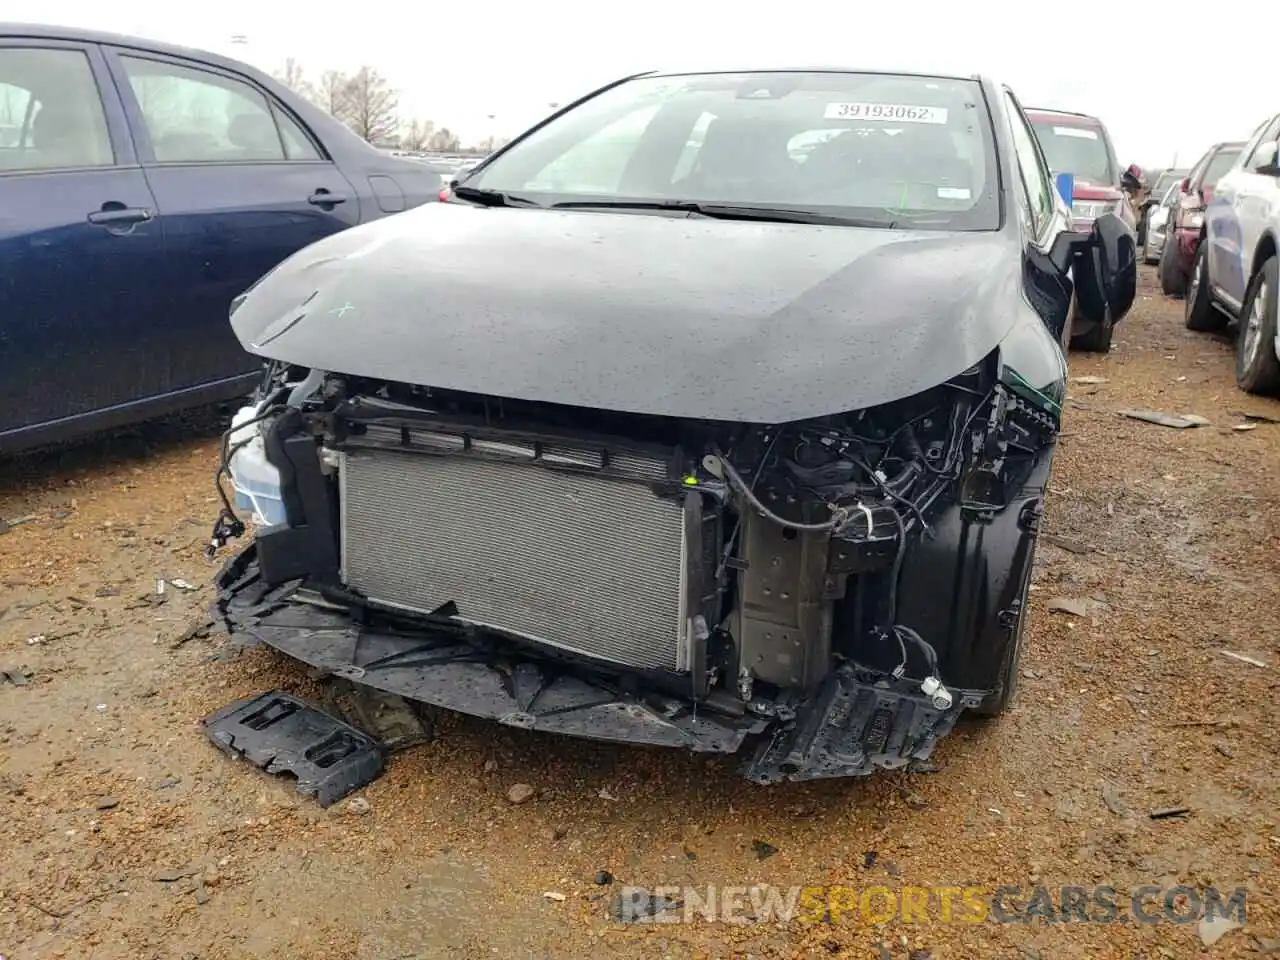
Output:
[{"xmin": 212, "ymin": 350, "xmax": 1059, "ymax": 782}]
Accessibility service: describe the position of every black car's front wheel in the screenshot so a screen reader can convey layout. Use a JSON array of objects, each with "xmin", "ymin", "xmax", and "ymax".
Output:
[{"xmin": 1071, "ymin": 315, "xmax": 1114, "ymax": 353}]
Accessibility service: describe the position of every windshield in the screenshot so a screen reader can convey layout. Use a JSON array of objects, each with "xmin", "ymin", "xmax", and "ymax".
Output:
[
  {"xmin": 1202, "ymin": 147, "xmax": 1241, "ymax": 188},
  {"xmin": 1028, "ymin": 120, "xmax": 1115, "ymax": 184},
  {"xmin": 463, "ymin": 71, "xmax": 998, "ymax": 230},
  {"xmin": 1153, "ymin": 169, "xmax": 1187, "ymax": 194}
]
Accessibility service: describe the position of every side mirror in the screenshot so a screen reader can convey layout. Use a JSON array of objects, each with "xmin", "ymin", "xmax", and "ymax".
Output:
[
  {"xmin": 1052, "ymin": 213, "xmax": 1137, "ymax": 329},
  {"xmin": 1078, "ymin": 213, "xmax": 1137, "ymax": 327},
  {"xmin": 1253, "ymin": 141, "xmax": 1280, "ymax": 176}
]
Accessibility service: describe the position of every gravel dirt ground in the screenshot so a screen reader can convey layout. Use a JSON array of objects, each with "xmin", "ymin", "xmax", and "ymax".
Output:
[{"xmin": 2, "ymin": 267, "xmax": 1278, "ymax": 960}]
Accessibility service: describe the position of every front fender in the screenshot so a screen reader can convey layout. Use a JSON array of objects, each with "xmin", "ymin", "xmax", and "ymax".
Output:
[{"xmin": 885, "ymin": 440, "xmax": 1054, "ymax": 691}]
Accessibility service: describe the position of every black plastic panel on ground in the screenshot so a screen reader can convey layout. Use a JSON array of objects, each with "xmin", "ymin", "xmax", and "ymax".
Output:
[{"xmin": 202, "ymin": 690, "xmax": 384, "ymax": 806}]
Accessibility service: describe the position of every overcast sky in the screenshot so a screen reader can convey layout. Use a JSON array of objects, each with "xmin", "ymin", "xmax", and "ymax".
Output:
[{"xmin": 6, "ymin": 0, "xmax": 1270, "ymax": 168}]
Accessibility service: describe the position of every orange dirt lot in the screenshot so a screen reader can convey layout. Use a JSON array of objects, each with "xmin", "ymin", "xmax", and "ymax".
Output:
[{"xmin": 1, "ymin": 267, "xmax": 1277, "ymax": 959}]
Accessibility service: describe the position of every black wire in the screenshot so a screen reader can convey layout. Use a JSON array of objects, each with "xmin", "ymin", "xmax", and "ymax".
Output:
[
  {"xmin": 842, "ymin": 450, "xmax": 931, "ymax": 533},
  {"xmin": 882, "ymin": 509, "xmax": 942, "ymax": 678},
  {"xmin": 885, "ymin": 507, "xmax": 908, "ymax": 625},
  {"xmin": 716, "ymin": 429, "xmax": 782, "ymax": 581},
  {"xmin": 718, "ymin": 449, "xmax": 850, "ymax": 533}
]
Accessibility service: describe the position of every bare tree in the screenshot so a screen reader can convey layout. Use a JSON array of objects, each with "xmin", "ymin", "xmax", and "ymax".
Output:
[
  {"xmin": 343, "ymin": 67, "xmax": 399, "ymax": 145},
  {"xmin": 472, "ymin": 135, "xmax": 511, "ymax": 154},
  {"xmin": 427, "ymin": 127, "xmax": 461, "ymax": 152},
  {"xmin": 273, "ymin": 58, "xmax": 312, "ymax": 100},
  {"xmin": 400, "ymin": 118, "xmax": 435, "ymax": 152},
  {"xmin": 317, "ymin": 70, "xmax": 353, "ymax": 125}
]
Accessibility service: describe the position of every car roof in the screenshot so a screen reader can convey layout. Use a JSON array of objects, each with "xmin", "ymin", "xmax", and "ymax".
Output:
[
  {"xmin": 645, "ymin": 66, "xmax": 989, "ymax": 84},
  {"xmin": 0, "ymin": 21, "xmax": 260, "ymax": 77},
  {"xmin": 1023, "ymin": 107, "xmax": 1105, "ymax": 127}
]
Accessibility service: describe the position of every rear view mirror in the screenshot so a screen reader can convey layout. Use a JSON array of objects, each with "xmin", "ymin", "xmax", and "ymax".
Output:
[{"xmin": 1253, "ymin": 141, "xmax": 1280, "ymax": 176}]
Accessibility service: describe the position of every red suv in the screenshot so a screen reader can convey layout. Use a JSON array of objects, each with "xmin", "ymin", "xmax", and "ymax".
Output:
[
  {"xmin": 1157, "ymin": 141, "xmax": 1245, "ymax": 297},
  {"xmin": 1026, "ymin": 108, "xmax": 1138, "ymax": 351},
  {"xmin": 1025, "ymin": 109, "xmax": 1138, "ymax": 235}
]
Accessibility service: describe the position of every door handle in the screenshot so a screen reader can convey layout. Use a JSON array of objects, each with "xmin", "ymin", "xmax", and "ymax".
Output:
[
  {"xmin": 87, "ymin": 205, "xmax": 153, "ymax": 226},
  {"xmin": 307, "ymin": 190, "xmax": 347, "ymax": 207}
]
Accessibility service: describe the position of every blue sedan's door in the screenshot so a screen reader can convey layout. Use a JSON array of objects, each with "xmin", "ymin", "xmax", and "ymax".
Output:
[
  {"xmin": 105, "ymin": 48, "xmax": 361, "ymax": 392},
  {"xmin": 0, "ymin": 40, "xmax": 167, "ymax": 446}
]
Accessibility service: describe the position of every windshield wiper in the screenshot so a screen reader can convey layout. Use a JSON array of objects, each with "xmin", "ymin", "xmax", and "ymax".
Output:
[
  {"xmin": 451, "ymin": 185, "xmax": 541, "ymax": 208},
  {"xmin": 550, "ymin": 199, "xmax": 889, "ymax": 227}
]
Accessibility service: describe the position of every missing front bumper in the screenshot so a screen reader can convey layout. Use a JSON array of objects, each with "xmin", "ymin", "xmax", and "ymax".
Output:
[{"xmin": 214, "ymin": 546, "xmax": 977, "ymax": 784}]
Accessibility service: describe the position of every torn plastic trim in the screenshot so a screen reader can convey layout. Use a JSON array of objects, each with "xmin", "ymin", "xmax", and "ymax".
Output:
[
  {"xmin": 214, "ymin": 547, "xmax": 984, "ymax": 783},
  {"xmin": 202, "ymin": 690, "xmax": 384, "ymax": 806}
]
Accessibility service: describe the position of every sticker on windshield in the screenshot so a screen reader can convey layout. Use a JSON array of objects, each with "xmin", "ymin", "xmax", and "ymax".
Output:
[
  {"xmin": 937, "ymin": 187, "xmax": 971, "ymax": 200},
  {"xmin": 1053, "ymin": 125, "xmax": 1099, "ymax": 140},
  {"xmin": 824, "ymin": 102, "xmax": 948, "ymax": 124}
]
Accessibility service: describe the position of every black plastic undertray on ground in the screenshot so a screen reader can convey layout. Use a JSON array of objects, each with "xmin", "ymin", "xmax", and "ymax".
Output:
[{"xmin": 202, "ymin": 690, "xmax": 384, "ymax": 807}]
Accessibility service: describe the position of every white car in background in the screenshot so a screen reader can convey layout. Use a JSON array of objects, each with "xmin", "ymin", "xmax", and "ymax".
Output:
[
  {"xmin": 1142, "ymin": 180, "xmax": 1181, "ymax": 264},
  {"xmin": 1188, "ymin": 111, "xmax": 1280, "ymax": 394}
]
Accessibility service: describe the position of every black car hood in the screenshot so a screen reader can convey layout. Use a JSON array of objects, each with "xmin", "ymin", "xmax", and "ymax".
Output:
[{"xmin": 230, "ymin": 203, "xmax": 1020, "ymax": 422}]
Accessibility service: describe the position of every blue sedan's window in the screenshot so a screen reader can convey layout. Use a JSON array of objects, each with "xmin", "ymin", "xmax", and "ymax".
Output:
[
  {"xmin": 271, "ymin": 105, "xmax": 323, "ymax": 161},
  {"xmin": 122, "ymin": 56, "xmax": 289, "ymax": 164},
  {"xmin": 0, "ymin": 48, "xmax": 114, "ymax": 172}
]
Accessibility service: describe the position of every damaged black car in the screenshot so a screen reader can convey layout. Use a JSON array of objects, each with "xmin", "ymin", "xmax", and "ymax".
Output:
[{"xmin": 211, "ymin": 69, "xmax": 1136, "ymax": 784}]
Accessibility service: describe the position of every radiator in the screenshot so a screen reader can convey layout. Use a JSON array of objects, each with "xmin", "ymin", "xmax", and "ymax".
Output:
[{"xmin": 338, "ymin": 447, "xmax": 691, "ymax": 672}]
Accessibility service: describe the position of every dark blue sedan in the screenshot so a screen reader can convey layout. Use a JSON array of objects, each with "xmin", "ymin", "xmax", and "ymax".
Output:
[{"xmin": 0, "ymin": 23, "xmax": 441, "ymax": 454}]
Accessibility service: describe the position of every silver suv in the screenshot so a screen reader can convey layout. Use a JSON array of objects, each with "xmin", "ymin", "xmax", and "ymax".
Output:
[{"xmin": 1186, "ymin": 112, "xmax": 1280, "ymax": 394}]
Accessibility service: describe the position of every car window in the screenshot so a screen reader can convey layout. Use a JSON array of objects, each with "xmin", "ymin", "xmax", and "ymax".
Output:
[
  {"xmin": 0, "ymin": 47, "xmax": 113, "ymax": 172},
  {"xmin": 1201, "ymin": 147, "xmax": 1242, "ymax": 188},
  {"xmin": 122, "ymin": 56, "xmax": 295, "ymax": 164},
  {"xmin": 1005, "ymin": 95, "xmax": 1055, "ymax": 236},
  {"xmin": 1242, "ymin": 116, "xmax": 1280, "ymax": 169},
  {"xmin": 271, "ymin": 104, "xmax": 322, "ymax": 161},
  {"xmin": 468, "ymin": 71, "xmax": 999, "ymax": 231},
  {"xmin": 524, "ymin": 104, "xmax": 660, "ymax": 193},
  {"xmin": 1027, "ymin": 119, "xmax": 1115, "ymax": 185}
]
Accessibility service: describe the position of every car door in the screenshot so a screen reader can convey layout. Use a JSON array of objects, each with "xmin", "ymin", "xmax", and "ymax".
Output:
[
  {"xmin": 0, "ymin": 39, "xmax": 169, "ymax": 449},
  {"xmin": 1209, "ymin": 117, "xmax": 1276, "ymax": 305},
  {"xmin": 104, "ymin": 48, "xmax": 362, "ymax": 393},
  {"xmin": 1228, "ymin": 115, "xmax": 1280, "ymax": 300}
]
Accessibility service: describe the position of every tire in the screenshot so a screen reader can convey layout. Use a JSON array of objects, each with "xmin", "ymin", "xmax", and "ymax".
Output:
[
  {"xmin": 1072, "ymin": 315, "xmax": 1114, "ymax": 353},
  {"xmin": 1235, "ymin": 255, "xmax": 1280, "ymax": 396},
  {"xmin": 972, "ymin": 537, "xmax": 1038, "ymax": 718},
  {"xmin": 1184, "ymin": 242, "xmax": 1227, "ymax": 331},
  {"xmin": 1159, "ymin": 233, "xmax": 1187, "ymax": 297}
]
